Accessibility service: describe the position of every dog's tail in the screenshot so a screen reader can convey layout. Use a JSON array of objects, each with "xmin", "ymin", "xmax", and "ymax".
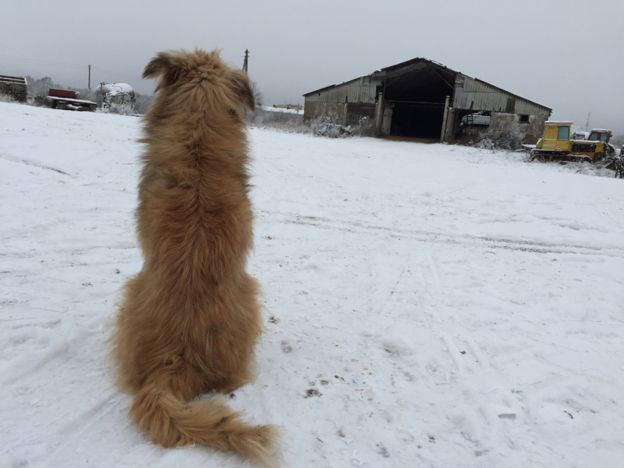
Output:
[{"xmin": 130, "ymin": 381, "xmax": 278, "ymax": 466}]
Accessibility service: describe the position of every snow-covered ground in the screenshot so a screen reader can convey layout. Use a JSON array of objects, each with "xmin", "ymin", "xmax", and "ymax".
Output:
[{"xmin": 1, "ymin": 101, "xmax": 624, "ymax": 468}]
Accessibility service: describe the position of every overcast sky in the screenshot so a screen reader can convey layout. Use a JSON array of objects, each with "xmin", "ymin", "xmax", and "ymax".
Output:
[{"xmin": 1, "ymin": 0, "xmax": 622, "ymax": 132}]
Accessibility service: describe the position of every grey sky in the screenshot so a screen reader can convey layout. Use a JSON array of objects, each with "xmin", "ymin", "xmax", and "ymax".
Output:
[{"xmin": 1, "ymin": 0, "xmax": 622, "ymax": 132}]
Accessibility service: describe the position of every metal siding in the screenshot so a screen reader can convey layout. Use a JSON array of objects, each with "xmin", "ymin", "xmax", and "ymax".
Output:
[
  {"xmin": 303, "ymin": 101, "xmax": 348, "ymax": 123},
  {"xmin": 453, "ymin": 76, "xmax": 549, "ymax": 117},
  {"xmin": 305, "ymin": 77, "xmax": 377, "ymax": 104},
  {"xmin": 514, "ymin": 100, "xmax": 549, "ymax": 117}
]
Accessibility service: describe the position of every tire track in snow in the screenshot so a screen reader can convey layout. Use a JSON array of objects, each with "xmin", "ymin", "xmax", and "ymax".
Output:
[
  {"xmin": 379, "ymin": 254, "xmax": 411, "ymax": 318},
  {"xmin": 2, "ymin": 328, "xmax": 96, "ymax": 386},
  {"xmin": 419, "ymin": 250, "xmax": 520, "ymax": 458},
  {"xmin": 44, "ymin": 390, "xmax": 125, "ymax": 465},
  {"xmin": 260, "ymin": 211, "xmax": 624, "ymax": 257},
  {"xmin": 0, "ymin": 152, "xmax": 73, "ymax": 177}
]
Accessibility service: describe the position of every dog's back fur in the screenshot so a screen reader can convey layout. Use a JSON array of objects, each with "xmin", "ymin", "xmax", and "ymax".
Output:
[{"xmin": 112, "ymin": 49, "xmax": 277, "ymax": 466}]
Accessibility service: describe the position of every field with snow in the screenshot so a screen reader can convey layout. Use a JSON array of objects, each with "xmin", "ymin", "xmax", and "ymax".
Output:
[{"xmin": 1, "ymin": 101, "xmax": 624, "ymax": 468}]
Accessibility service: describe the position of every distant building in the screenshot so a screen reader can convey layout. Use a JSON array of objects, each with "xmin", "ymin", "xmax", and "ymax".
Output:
[
  {"xmin": 0, "ymin": 74, "xmax": 27, "ymax": 102},
  {"xmin": 303, "ymin": 58, "xmax": 551, "ymax": 144}
]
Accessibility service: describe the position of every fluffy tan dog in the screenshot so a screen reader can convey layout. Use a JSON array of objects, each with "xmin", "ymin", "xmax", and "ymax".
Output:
[{"xmin": 112, "ymin": 49, "xmax": 276, "ymax": 466}]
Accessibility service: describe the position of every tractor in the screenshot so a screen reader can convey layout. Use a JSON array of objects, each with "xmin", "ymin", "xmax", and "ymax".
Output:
[
  {"xmin": 530, "ymin": 121, "xmax": 610, "ymax": 162},
  {"xmin": 586, "ymin": 128, "xmax": 616, "ymax": 156}
]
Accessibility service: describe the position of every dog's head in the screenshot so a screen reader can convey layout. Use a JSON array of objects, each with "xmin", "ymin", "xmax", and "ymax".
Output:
[{"xmin": 143, "ymin": 49, "xmax": 255, "ymax": 119}]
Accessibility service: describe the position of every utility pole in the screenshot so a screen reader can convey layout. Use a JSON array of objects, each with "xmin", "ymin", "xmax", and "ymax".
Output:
[
  {"xmin": 585, "ymin": 112, "xmax": 591, "ymax": 131},
  {"xmin": 88, "ymin": 64, "xmax": 91, "ymax": 90},
  {"xmin": 242, "ymin": 49, "xmax": 249, "ymax": 74}
]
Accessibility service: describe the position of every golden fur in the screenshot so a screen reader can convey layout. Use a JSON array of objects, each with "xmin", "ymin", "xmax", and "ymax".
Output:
[{"xmin": 112, "ymin": 49, "xmax": 277, "ymax": 466}]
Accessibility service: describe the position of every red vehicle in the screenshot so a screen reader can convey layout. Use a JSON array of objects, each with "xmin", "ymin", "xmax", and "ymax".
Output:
[{"xmin": 46, "ymin": 88, "xmax": 97, "ymax": 111}]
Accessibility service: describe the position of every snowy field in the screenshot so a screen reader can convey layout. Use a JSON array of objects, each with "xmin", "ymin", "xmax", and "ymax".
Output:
[{"xmin": 1, "ymin": 101, "xmax": 624, "ymax": 468}]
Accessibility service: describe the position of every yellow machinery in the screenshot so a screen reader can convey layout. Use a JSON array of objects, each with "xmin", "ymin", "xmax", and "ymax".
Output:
[
  {"xmin": 531, "ymin": 121, "xmax": 609, "ymax": 162},
  {"xmin": 587, "ymin": 128, "xmax": 615, "ymax": 156}
]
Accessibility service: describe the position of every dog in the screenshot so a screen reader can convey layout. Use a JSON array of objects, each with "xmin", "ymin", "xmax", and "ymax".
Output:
[{"xmin": 112, "ymin": 49, "xmax": 276, "ymax": 466}]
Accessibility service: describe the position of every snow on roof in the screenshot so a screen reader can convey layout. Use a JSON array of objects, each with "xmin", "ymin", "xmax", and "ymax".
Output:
[
  {"xmin": 261, "ymin": 105, "xmax": 303, "ymax": 115},
  {"xmin": 546, "ymin": 121, "xmax": 573, "ymax": 125},
  {"xmin": 101, "ymin": 83, "xmax": 134, "ymax": 96},
  {"xmin": 46, "ymin": 96, "xmax": 97, "ymax": 105}
]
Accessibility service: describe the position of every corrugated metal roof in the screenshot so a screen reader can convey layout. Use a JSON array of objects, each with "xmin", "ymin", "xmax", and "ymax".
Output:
[
  {"xmin": 303, "ymin": 77, "xmax": 367, "ymax": 97},
  {"xmin": 376, "ymin": 57, "xmax": 457, "ymax": 76},
  {"xmin": 470, "ymin": 78, "xmax": 550, "ymax": 112},
  {"xmin": 302, "ymin": 57, "xmax": 445, "ymax": 96},
  {"xmin": 303, "ymin": 57, "xmax": 551, "ymax": 112}
]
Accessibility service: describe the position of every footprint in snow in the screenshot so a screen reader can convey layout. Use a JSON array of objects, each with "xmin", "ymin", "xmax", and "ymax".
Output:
[
  {"xmin": 305, "ymin": 388, "xmax": 322, "ymax": 398},
  {"xmin": 280, "ymin": 341, "xmax": 293, "ymax": 353},
  {"xmin": 376, "ymin": 442, "xmax": 390, "ymax": 458}
]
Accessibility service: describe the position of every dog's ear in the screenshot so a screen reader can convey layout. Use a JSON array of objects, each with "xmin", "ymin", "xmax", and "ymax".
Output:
[
  {"xmin": 230, "ymin": 70, "xmax": 255, "ymax": 112},
  {"xmin": 143, "ymin": 52, "xmax": 183, "ymax": 86}
]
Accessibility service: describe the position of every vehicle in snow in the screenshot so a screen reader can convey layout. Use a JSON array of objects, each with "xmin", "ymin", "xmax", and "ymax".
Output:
[
  {"xmin": 96, "ymin": 83, "xmax": 135, "ymax": 111},
  {"xmin": 460, "ymin": 112, "xmax": 491, "ymax": 127},
  {"xmin": 46, "ymin": 88, "xmax": 97, "ymax": 111},
  {"xmin": 586, "ymin": 128, "xmax": 616, "ymax": 156},
  {"xmin": 571, "ymin": 131, "xmax": 589, "ymax": 140},
  {"xmin": 530, "ymin": 121, "xmax": 610, "ymax": 162}
]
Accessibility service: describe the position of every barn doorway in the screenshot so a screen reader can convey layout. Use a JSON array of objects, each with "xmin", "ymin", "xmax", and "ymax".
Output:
[{"xmin": 383, "ymin": 61, "xmax": 455, "ymax": 140}]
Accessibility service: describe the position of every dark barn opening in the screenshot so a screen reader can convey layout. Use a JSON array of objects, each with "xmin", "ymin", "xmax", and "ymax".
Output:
[
  {"xmin": 383, "ymin": 61, "xmax": 456, "ymax": 139},
  {"xmin": 303, "ymin": 56, "xmax": 552, "ymax": 144}
]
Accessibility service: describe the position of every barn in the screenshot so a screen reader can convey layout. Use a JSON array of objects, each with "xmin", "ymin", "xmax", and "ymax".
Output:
[{"xmin": 303, "ymin": 58, "xmax": 551, "ymax": 144}]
